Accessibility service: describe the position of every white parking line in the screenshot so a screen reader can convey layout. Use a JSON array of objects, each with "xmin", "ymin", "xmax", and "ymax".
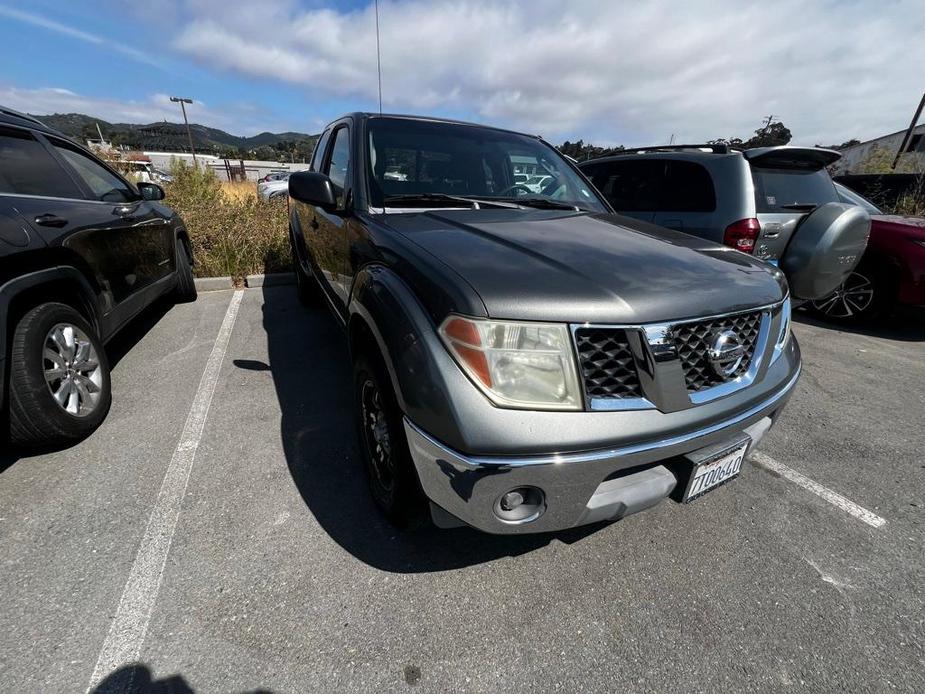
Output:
[
  {"xmin": 750, "ymin": 451, "xmax": 887, "ymax": 528},
  {"xmin": 88, "ymin": 290, "xmax": 244, "ymax": 691}
]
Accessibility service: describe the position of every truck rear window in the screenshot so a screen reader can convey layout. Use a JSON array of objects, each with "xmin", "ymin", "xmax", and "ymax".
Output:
[{"xmin": 751, "ymin": 166, "xmax": 838, "ymax": 213}]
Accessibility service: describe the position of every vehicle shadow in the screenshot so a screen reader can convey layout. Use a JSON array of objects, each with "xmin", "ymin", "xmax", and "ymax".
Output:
[
  {"xmin": 91, "ymin": 662, "xmax": 273, "ymax": 693},
  {"xmin": 260, "ymin": 286, "xmax": 602, "ymax": 573},
  {"xmin": 793, "ymin": 304, "xmax": 925, "ymax": 342},
  {"xmin": 0, "ymin": 296, "xmax": 174, "ymax": 473}
]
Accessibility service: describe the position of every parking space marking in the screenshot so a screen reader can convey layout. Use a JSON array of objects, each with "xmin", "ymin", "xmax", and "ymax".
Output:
[
  {"xmin": 751, "ymin": 451, "xmax": 886, "ymax": 528},
  {"xmin": 88, "ymin": 290, "xmax": 244, "ymax": 691}
]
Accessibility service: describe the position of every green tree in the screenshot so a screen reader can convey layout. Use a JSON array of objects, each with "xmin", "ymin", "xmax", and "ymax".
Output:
[{"xmin": 743, "ymin": 121, "xmax": 792, "ymax": 148}]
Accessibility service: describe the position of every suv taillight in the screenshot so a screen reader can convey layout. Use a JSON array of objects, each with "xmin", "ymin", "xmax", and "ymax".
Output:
[{"xmin": 723, "ymin": 218, "xmax": 760, "ymax": 254}]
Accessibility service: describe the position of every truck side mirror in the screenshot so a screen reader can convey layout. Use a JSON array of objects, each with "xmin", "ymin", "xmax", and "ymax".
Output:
[{"xmin": 289, "ymin": 171, "xmax": 337, "ymax": 211}]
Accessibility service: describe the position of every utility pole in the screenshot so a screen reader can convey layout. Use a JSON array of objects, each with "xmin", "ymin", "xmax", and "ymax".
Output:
[
  {"xmin": 761, "ymin": 114, "xmax": 776, "ymax": 134},
  {"xmin": 169, "ymin": 96, "xmax": 197, "ymax": 166},
  {"xmin": 892, "ymin": 92, "xmax": 925, "ymax": 170}
]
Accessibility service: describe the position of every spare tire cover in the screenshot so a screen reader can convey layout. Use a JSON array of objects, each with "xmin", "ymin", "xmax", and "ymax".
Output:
[{"xmin": 780, "ymin": 202, "xmax": 870, "ymax": 300}]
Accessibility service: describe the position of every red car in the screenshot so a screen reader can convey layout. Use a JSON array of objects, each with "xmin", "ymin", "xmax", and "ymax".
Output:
[{"xmin": 811, "ymin": 183, "xmax": 925, "ymax": 321}]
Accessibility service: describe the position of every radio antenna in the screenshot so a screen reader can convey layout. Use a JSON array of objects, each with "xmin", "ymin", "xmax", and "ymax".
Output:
[{"xmin": 375, "ymin": 0, "xmax": 383, "ymax": 114}]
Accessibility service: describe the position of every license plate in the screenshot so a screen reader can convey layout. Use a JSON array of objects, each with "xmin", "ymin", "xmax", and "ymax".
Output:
[{"xmin": 683, "ymin": 441, "xmax": 748, "ymax": 502}]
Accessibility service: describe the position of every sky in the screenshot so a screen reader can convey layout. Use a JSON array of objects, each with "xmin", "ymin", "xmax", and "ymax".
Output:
[{"xmin": 0, "ymin": 0, "xmax": 923, "ymax": 146}]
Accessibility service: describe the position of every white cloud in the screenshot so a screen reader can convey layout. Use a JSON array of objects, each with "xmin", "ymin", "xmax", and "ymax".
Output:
[
  {"xmin": 0, "ymin": 5, "xmax": 162, "ymax": 67},
  {"xmin": 170, "ymin": 0, "xmax": 925, "ymax": 145}
]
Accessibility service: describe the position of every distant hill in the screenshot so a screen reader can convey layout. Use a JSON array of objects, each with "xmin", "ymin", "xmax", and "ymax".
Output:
[{"xmin": 31, "ymin": 112, "xmax": 319, "ymax": 161}]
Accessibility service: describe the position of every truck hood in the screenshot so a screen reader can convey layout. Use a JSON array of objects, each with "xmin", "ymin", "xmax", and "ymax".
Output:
[{"xmin": 380, "ymin": 209, "xmax": 786, "ymax": 324}]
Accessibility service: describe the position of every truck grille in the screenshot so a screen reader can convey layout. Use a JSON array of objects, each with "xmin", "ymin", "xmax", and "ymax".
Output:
[
  {"xmin": 574, "ymin": 328, "xmax": 642, "ymax": 399},
  {"xmin": 673, "ymin": 311, "xmax": 763, "ymax": 392}
]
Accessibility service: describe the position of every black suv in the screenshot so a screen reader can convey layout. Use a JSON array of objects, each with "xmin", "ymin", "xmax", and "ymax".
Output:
[
  {"xmin": 287, "ymin": 113, "xmax": 869, "ymax": 534},
  {"xmin": 0, "ymin": 108, "xmax": 196, "ymax": 447}
]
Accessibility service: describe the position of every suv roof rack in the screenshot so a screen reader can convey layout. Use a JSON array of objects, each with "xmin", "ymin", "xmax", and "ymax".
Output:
[{"xmin": 610, "ymin": 144, "xmax": 734, "ymax": 155}]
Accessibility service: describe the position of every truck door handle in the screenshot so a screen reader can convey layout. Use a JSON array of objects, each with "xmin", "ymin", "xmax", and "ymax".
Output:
[
  {"xmin": 763, "ymin": 229, "xmax": 780, "ymax": 238},
  {"xmin": 33, "ymin": 213, "xmax": 68, "ymax": 227}
]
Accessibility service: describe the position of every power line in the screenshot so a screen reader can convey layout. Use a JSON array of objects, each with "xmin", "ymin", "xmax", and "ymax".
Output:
[{"xmin": 374, "ymin": 0, "xmax": 383, "ymax": 114}]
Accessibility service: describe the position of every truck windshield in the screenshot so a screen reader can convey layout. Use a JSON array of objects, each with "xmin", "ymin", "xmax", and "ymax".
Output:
[{"xmin": 366, "ymin": 117, "xmax": 606, "ymax": 212}]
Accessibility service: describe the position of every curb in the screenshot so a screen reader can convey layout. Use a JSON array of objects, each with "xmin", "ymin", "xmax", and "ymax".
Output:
[
  {"xmin": 194, "ymin": 276, "xmax": 234, "ymax": 292},
  {"xmin": 245, "ymin": 273, "xmax": 295, "ymax": 288}
]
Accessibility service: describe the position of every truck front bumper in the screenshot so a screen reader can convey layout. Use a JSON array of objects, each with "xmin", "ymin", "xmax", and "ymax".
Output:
[{"xmin": 404, "ymin": 366, "xmax": 800, "ymax": 534}]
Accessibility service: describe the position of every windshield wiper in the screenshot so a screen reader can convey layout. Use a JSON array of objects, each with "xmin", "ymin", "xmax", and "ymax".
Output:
[
  {"xmin": 780, "ymin": 203, "xmax": 819, "ymax": 211},
  {"xmin": 492, "ymin": 196, "xmax": 583, "ymax": 211},
  {"xmin": 382, "ymin": 193, "xmax": 521, "ymax": 209}
]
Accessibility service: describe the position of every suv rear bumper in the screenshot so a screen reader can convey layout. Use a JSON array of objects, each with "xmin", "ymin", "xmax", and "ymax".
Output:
[{"xmin": 404, "ymin": 365, "xmax": 799, "ymax": 534}]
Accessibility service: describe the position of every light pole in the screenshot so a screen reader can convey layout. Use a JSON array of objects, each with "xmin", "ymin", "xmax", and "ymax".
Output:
[{"xmin": 169, "ymin": 96, "xmax": 197, "ymax": 166}]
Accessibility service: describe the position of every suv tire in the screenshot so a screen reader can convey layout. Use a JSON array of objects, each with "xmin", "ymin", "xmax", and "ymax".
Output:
[
  {"xmin": 173, "ymin": 238, "xmax": 197, "ymax": 303},
  {"xmin": 8, "ymin": 303, "xmax": 112, "ymax": 447},
  {"xmin": 353, "ymin": 349, "xmax": 425, "ymax": 526}
]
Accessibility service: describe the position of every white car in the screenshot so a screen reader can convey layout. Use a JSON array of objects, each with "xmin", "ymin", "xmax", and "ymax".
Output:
[{"xmin": 257, "ymin": 176, "xmax": 289, "ymax": 201}]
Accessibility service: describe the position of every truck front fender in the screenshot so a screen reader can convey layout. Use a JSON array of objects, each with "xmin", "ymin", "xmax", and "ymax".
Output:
[{"xmin": 347, "ymin": 264, "xmax": 479, "ymax": 450}]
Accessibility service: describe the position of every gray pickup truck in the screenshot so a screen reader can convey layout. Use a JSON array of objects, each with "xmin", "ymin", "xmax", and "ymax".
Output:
[{"xmin": 287, "ymin": 113, "xmax": 870, "ymax": 534}]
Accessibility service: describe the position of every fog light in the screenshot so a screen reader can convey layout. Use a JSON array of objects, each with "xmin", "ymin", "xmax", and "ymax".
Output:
[
  {"xmin": 493, "ymin": 487, "xmax": 546, "ymax": 524},
  {"xmin": 500, "ymin": 490, "xmax": 525, "ymax": 511}
]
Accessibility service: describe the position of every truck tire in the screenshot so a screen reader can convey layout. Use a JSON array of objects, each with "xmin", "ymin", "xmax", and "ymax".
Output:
[
  {"xmin": 353, "ymin": 349, "xmax": 425, "ymax": 526},
  {"xmin": 173, "ymin": 238, "xmax": 197, "ymax": 303},
  {"xmin": 8, "ymin": 302, "xmax": 111, "ymax": 447},
  {"xmin": 290, "ymin": 229, "xmax": 318, "ymax": 306}
]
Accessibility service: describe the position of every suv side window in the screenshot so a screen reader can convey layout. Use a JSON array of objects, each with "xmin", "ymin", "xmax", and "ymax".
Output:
[
  {"xmin": 661, "ymin": 161, "xmax": 716, "ymax": 212},
  {"xmin": 50, "ymin": 141, "xmax": 136, "ymax": 203},
  {"xmin": 0, "ymin": 128, "xmax": 82, "ymax": 199},
  {"xmin": 310, "ymin": 129, "xmax": 332, "ymax": 172},
  {"xmin": 325, "ymin": 126, "xmax": 350, "ymax": 207},
  {"xmin": 583, "ymin": 159, "xmax": 664, "ymax": 211}
]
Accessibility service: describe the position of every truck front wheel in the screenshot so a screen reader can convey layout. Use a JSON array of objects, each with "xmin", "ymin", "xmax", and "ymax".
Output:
[{"xmin": 353, "ymin": 350, "xmax": 425, "ymax": 526}]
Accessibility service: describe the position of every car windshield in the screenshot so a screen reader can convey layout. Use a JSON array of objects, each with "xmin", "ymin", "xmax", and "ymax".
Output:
[
  {"xmin": 751, "ymin": 166, "xmax": 839, "ymax": 213},
  {"xmin": 835, "ymin": 182, "xmax": 882, "ymax": 214},
  {"xmin": 366, "ymin": 117, "xmax": 606, "ymax": 212}
]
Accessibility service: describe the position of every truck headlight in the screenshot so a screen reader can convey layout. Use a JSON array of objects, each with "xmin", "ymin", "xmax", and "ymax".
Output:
[{"xmin": 439, "ymin": 315, "xmax": 582, "ymax": 410}]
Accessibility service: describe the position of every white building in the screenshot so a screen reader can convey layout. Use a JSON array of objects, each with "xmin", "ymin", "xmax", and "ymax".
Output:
[
  {"xmin": 833, "ymin": 123, "xmax": 925, "ymax": 174},
  {"xmin": 143, "ymin": 151, "xmax": 310, "ymax": 182}
]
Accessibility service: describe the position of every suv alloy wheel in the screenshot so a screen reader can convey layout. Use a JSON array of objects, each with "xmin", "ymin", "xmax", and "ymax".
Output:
[{"xmin": 8, "ymin": 302, "xmax": 112, "ymax": 446}]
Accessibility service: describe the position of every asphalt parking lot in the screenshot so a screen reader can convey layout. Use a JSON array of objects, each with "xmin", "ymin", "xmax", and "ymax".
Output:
[{"xmin": 1, "ymin": 287, "xmax": 923, "ymax": 693}]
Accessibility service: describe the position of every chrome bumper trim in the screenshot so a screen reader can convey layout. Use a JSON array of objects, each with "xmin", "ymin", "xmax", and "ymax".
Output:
[{"xmin": 405, "ymin": 363, "xmax": 800, "ymax": 471}]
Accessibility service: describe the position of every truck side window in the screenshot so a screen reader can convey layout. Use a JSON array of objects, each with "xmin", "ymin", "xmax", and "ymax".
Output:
[
  {"xmin": 310, "ymin": 129, "xmax": 331, "ymax": 172},
  {"xmin": 325, "ymin": 127, "xmax": 350, "ymax": 208}
]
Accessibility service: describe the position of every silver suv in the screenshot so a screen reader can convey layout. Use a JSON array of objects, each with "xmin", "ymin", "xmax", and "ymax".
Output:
[{"xmin": 579, "ymin": 145, "xmax": 854, "ymax": 266}]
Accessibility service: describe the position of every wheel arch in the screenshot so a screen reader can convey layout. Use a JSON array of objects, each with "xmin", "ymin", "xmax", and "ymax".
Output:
[
  {"xmin": 174, "ymin": 227, "xmax": 193, "ymax": 264},
  {"xmin": 1, "ymin": 266, "xmax": 101, "ymax": 413},
  {"xmin": 346, "ymin": 264, "xmax": 471, "ymax": 449},
  {"xmin": 858, "ymin": 250, "xmax": 902, "ymax": 298}
]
